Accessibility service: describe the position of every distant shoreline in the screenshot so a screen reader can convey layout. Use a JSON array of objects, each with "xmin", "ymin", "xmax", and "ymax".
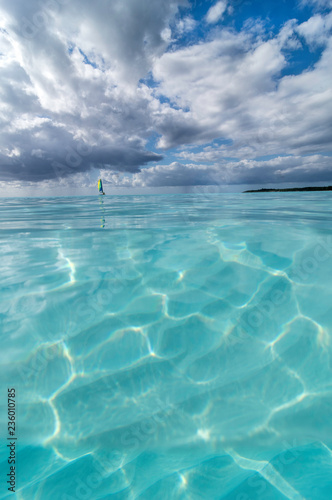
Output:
[{"xmin": 243, "ymin": 186, "xmax": 332, "ymax": 193}]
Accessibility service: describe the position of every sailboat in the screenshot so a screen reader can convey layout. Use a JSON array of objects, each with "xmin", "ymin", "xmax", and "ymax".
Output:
[{"xmin": 98, "ymin": 179, "xmax": 105, "ymax": 195}]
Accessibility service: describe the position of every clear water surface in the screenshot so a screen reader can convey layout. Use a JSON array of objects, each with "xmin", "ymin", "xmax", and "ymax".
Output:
[{"xmin": 1, "ymin": 193, "xmax": 332, "ymax": 499}]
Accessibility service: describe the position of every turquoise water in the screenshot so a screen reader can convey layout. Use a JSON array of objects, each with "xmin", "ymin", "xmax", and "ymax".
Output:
[{"xmin": 1, "ymin": 193, "xmax": 332, "ymax": 499}]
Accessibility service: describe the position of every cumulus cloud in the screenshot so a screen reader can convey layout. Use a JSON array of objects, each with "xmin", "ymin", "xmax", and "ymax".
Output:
[
  {"xmin": 0, "ymin": 0, "xmax": 331, "ymax": 189},
  {"xmin": 152, "ymin": 17, "xmax": 332, "ymax": 159},
  {"xmin": 297, "ymin": 12, "xmax": 332, "ymax": 47},
  {"xmin": 0, "ymin": 0, "xmax": 185, "ymax": 182},
  {"xmin": 101, "ymin": 155, "xmax": 332, "ymax": 188}
]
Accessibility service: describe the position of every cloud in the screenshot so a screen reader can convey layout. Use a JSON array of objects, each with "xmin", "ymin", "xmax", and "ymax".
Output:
[
  {"xmin": 176, "ymin": 15, "xmax": 197, "ymax": 34},
  {"xmin": 0, "ymin": 0, "xmax": 331, "ymax": 189},
  {"xmin": 205, "ymin": 1, "xmax": 228, "ymax": 24},
  {"xmin": 102, "ymin": 155, "xmax": 332, "ymax": 188},
  {"xmin": 0, "ymin": 0, "xmax": 182, "ymax": 182},
  {"xmin": 296, "ymin": 12, "xmax": 332, "ymax": 47},
  {"xmin": 0, "ymin": 138, "xmax": 162, "ymax": 182},
  {"xmin": 152, "ymin": 16, "xmax": 332, "ymax": 159},
  {"xmin": 301, "ymin": 0, "xmax": 332, "ymax": 10}
]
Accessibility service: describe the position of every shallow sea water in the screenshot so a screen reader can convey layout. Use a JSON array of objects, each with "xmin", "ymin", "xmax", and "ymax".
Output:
[{"xmin": 1, "ymin": 193, "xmax": 332, "ymax": 499}]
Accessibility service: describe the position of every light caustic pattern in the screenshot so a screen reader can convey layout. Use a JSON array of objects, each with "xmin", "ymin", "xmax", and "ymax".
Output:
[{"xmin": 0, "ymin": 194, "xmax": 332, "ymax": 500}]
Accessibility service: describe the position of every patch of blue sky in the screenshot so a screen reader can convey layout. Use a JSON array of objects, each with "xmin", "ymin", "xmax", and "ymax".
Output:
[
  {"xmin": 145, "ymin": 132, "xmax": 162, "ymax": 152},
  {"xmin": 222, "ymin": 156, "xmax": 240, "ymax": 162},
  {"xmin": 210, "ymin": 137, "xmax": 233, "ymax": 147},
  {"xmin": 232, "ymin": 0, "xmax": 315, "ymax": 33},
  {"xmin": 254, "ymin": 153, "xmax": 291, "ymax": 161},
  {"xmin": 145, "ymin": 141, "xmax": 180, "ymax": 166},
  {"xmin": 157, "ymin": 154, "xmax": 182, "ymax": 166},
  {"xmin": 139, "ymin": 71, "xmax": 158, "ymax": 88},
  {"xmin": 281, "ymin": 44, "xmax": 323, "ymax": 77},
  {"xmin": 37, "ymin": 115, "xmax": 52, "ymax": 120},
  {"xmin": 169, "ymin": 22, "xmax": 205, "ymax": 50},
  {"xmin": 157, "ymin": 93, "xmax": 189, "ymax": 111},
  {"xmin": 78, "ymin": 48, "xmax": 98, "ymax": 69},
  {"xmin": 178, "ymin": 137, "xmax": 233, "ymax": 154},
  {"xmin": 67, "ymin": 44, "xmax": 100, "ymax": 69}
]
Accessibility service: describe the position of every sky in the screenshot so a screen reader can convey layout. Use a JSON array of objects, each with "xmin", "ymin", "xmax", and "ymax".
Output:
[{"xmin": 0, "ymin": 0, "xmax": 331, "ymax": 195}]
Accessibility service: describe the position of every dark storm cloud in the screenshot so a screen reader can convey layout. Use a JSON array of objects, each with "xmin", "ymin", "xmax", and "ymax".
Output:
[{"xmin": 0, "ymin": 145, "xmax": 162, "ymax": 182}]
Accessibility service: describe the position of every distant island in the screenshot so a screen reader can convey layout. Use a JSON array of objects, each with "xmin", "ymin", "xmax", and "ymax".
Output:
[{"xmin": 244, "ymin": 186, "xmax": 332, "ymax": 193}]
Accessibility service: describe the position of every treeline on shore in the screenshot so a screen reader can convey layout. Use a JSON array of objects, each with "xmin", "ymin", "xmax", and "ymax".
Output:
[{"xmin": 244, "ymin": 186, "xmax": 332, "ymax": 193}]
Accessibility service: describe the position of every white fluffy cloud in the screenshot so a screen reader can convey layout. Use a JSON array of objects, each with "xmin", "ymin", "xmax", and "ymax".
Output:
[
  {"xmin": 205, "ymin": 1, "xmax": 228, "ymax": 24},
  {"xmin": 297, "ymin": 12, "xmax": 332, "ymax": 46},
  {"xmin": 101, "ymin": 155, "xmax": 332, "ymax": 188},
  {"xmin": 0, "ymin": 0, "xmax": 331, "ymax": 190},
  {"xmin": 153, "ymin": 20, "xmax": 332, "ymax": 155}
]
